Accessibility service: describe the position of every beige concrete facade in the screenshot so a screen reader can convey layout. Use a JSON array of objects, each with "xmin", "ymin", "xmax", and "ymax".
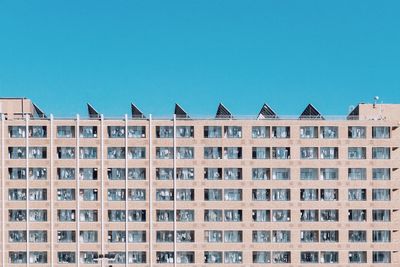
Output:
[{"xmin": 0, "ymin": 98, "xmax": 399, "ymax": 266}]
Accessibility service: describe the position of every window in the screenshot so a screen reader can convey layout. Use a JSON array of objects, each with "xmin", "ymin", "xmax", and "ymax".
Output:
[
  {"xmin": 79, "ymin": 126, "xmax": 97, "ymax": 138},
  {"xmin": 348, "ymin": 209, "xmax": 366, "ymax": 222},
  {"xmin": 224, "ymin": 168, "xmax": 242, "ymax": 180},
  {"xmin": 107, "ymin": 189, "xmax": 125, "ymax": 201},
  {"xmin": 107, "ymin": 147, "xmax": 125, "ymax": 159},
  {"xmin": 301, "ymin": 251, "xmax": 318, "ymax": 263},
  {"xmin": 57, "ymin": 189, "xmax": 75, "ymax": 201},
  {"xmin": 108, "ymin": 210, "xmax": 126, "ymax": 222},
  {"xmin": 372, "ymin": 189, "xmax": 391, "ymax": 201},
  {"xmin": 108, "ymin": 231, "xmax": 126, "ymax": 243},
  {"xmin": 224, "ymin": 231, "xmax": 242, "ymax": 243},
  {"xmin": 272, "ymin": 168, "xmax": 290, "ymax": 180},
  {"xmin": 28, "ymin": 168, "xmax": 47, "ymax": 180},
  {"xmin": 300, "ymin": 147, "xmax": 318, "ymax": 159},
  {"xmin": 78, "ymin": 147, "xmax": 97, "ymax": 159},
  {"xmin": 9, "ymin": 126, "xmax": 26, "ymax": 138},
  {"xmin": 80, "ymin": 189, "xmax": 98, "ymax": 201},
  {"xmin": 57, "ymin": 252, "xmax": 76, "ymax": 264},
  {"xmin": 57, "ymin": 147, "xmax": 75, "ymax": 159},
  {"xmin": 272, "ymin": 210, "xmax": 290, "ymax": 222},
  {"xmin": 300, "ymin": 209, "xmax": 318, "ymax": 222},
  {"xmin": 9, "ymin": 189, "xmax": 26, "ymax": 201},
  {"xmin": 272, "ymin": 230, "xmax": 290, "ymax": 242},
  {"xmin": 272, "ymin": 126, "xmax": 290, "ymax": 138},
  {"xmin": 252, "ymin": 126, "xmax": 269, "ymax": 138},
  {"xmin": 9, "ymin": 252, "xmax": 27, "ymax": 263},
  {"xmin": 300, "ymin": 168, "xmax": 318, "ymax": 180},
  {"xmin": 252, "ymin": 168, "xmax": 270, "ymax": 180},
  {"xmin": 321, "ymin": 231, "xmax": 338, "ymax": 242},
  {"xmin": 128, "ymin": 189, "xmax": 146, "ymax": 201},
  {"xmin": 80, "ymin": 168, "xmax": 97, "ymax": 180},
  {"xmin": 30, "ymin": 210, "xmax": 47, "ymax": 222},
  {"xmin": 320, "ymin": 126, "xmax": 338, "ymax": 138},
  {"xmin": 176, "ymin": 209, "xmax": 194, "ymax": 222},
  {"xmin": 372, "ymin": 147, "xmax": 390, "ymax": 159},
  {"xmin": 80, "ymin": 210, "xmax": 98, "ymax": 222},
  {"xmin": 252, "ymin": 230, "xmax": 271, "ymax": 243},
  {"xmin": 272, "ymin": 251, "xmax": 291, "ymax": 263},
  {"xmin": 205, "ymin": 230, "xmax": 222, "ymax": 243},
  {"xmin": 204, "ymin": 126, "xmax": 222, "ymax": 138},
  {"xmin": 204, "ymin": 147, "xmax": 222, "ymax": 159},
  {"xmin": 157, "ymin": 210, "xmax": 173, "ymax": 222},
  {"xmin": 373, "ymin": 209, "xmax": 391, "ymax": 222},
  {"xmin": 177, "ymin": 251, "xmax": 194, "ymax": 264},
  {"xmin": 348, "ymin": 189, "xmax": 366, "ymax": 201},
  {"xmin": 156, "ymin": 252, "xmax": 174, "ymax": 263},
  {"xmin": 204, "ymin": 168, "xmax": 222, "ymax": 180},
  {"xmin": 348, "ymin": 168, "xmax": 366, "ymax": 180},
  {"xmin": 300, "ymin": 126, "xmax": 318, "ymax": 138},
  {"xmin": 320, "ymin": 189, "xmax": 338, "ymax": 201},
  {"xmin": 26, "ymin": 252, "xmax": 46, "ymax": 264},
  {"xmin": 9, "ymin": 209, "xmax": 27, "ymax": 222},
  {"xmin": 177, "ymin": 230, "xmax": 194, "ymax": 243},
  {"xmin": 223, "ymin": 147, "xmax": 242, "ymax": 159},
  {"xmin": 372, "ymin": 126, "xmax": 390, "ymax": 138},
  {"xmin": 349, "ymin": 251, "xmax": 367, "ymax": 263},
  {"xmin": 224, "ymin": 189, "xmax": 242, "ymax": 201},
  {"xmin": 204, "ymin": 210, "xmax": 222, "ymax": 222},
  {"xmin": 128, "ymin": 126, "xmax": 145, "ymax": 138},
  {"xmin": 204, "ymin": 189, "xmax": 222, "ymax": 201},
  {"xmin": 348, "ymin": 147, "xmax": 366, "ymax": 159},
  {"xmin": 320, "ymin": 251, "xmax": 338, "ymax": 263},
  {"xmin": 176, "ymin": 168, "xmax": 194, "ymax": 180},
  {"xmin": 156, "ymin": 147, "xmax": 173, "ymax": 159},
  {"xmin": 224, "ymin": 126, "xmax": 242, "ymax": 138},
  {"xmin": 128, "ymin": 210, "xmax": 146, "ymax": 222},
  {"xmin": 9, "ymin": 231, "xmax": 27, "ymax": 243},
  {"xmin": 204, "ymin": 251, "xmax": 222, "ymax": 263},
  {"xmin": 57, "ymin": 168, "xmax": 75, "ymax": 180},
  {"xmin": 373, "ymin": 230, "xmax": 391, "ymax": 242},
  {"xmin": 253, "ymin": 251, "xmax": 271, "ymax": 263},
  {"xmin": 348, "ymin": 126, "xmax": 366, "ymax": 138},
  {"xmin": 272, "ymin": 189, "xmax": 290, "ymax": 201},
  {"xmin": 252, "ymin": 210, "xmax": 270, "ymax": 222},
  {"xmin": 300, "ymin": 189, "xmax": 318, "ymax": 201},
  {"xmin": 57, "ymin": 231, "xmax": 76, "ymax": 243},
  {"xmin": 57, "ymin": 126, "xmax": 75, "ymax": 138},
  {"xmin": 373, "ymin": 251, "xmax": 391, "ymax": 263},
  {"xmin": 320, "ymin": 209, "xmax": 338, "ymax": 222},
  {"xmin": 156, "ymin": 126, "xmax": 173, "ymax": 138},
  {"xmin": 107, "ymin": 168, "xmax": 124, "ymax": 180},
  {"xmin": 348, "ymin": 230, "xmax": 366, "ymax": 242},
  {"xmin": 129, "ymin": 231, "xmax": 146, "ymax": 243},
  {"xmin": 29, "ymin": 126, "xmax": 47, "ymax": 138},
  {"xmin": 108, "ymin": 252, "xmax": 126, "ymax": 264},
  {"xmin": 320, "ymin": 168, "xmax": 338, "ymax": 180},
  {"xmin": 9, "ymin": 147, "xmax": 26, "ymax": 159},
  {"xmin": 224, "ymin": 251, "xmax": 242, "ymax": 264},
  {"xmin": 128, "ymin": 168, "xmax": 146, "ymax": 180},
  {"xmin": 28, "ymin": 147, "xmax": 47, "ymax": 159},
  {"xmin": 156, "ymin": 189, "xmax": 173, "ymax": 201},
  {"xmin": 128, "ymin": 252, "xmax": 146, "ymax": 264},
  {"xmin": 320, "ymin": 147, "xmax": 338, "ymax": 159},
  {"xmin": 80, "ymin": 252, "xmax": 98, "ymax": 264},
  {"xmin": 29, "ymin": 189, "xmax": 47, "ymax": 201},
  {"xmin": 176, "ymin": 147, "xmax": 194, "ymax": 159},
  {"xmin": 176, "ymin": 189, "xmax": 193, "ymax": 201},
  {"xmin": 30, "ymin": 231, "xmax": 47, "ymax": 243},
  {"xmin": 300, "ymin": 230, "xmax": 318, "ymax": 243},
  {"xmin": 57, "ymin": 210, "xmax": 75, "ymax": 222},
  {"xmin": 252, "ymin": 147, "xmax": 270, "ymax": 159},
  {"xmin": 128, "ymin": 147, "xmax": 146, "ymax": 159},
  {"xmin": 224, "ymin": 210, "xmax": 242, "ymax": 222},
  {"xmin": 9, "ymin": 168, "xmax": 26, "ymax": 180},
  {"xmin": 252, "ymin": 189, "xmax": 270, "ymax": 201},
  {"xmin": 272, "ymin": 147, "xmax": 290, "ymax": 159},
  {"xmin": 373, "ymin": 168, "xmax": 390, "ymax": 180},
  {"xmin": 176, "ymin": 126, "xmax": 194, "ymax": 138},
  {"xmin": 108, "ymin": 126, "xmax": 125, "ymax": 138}
]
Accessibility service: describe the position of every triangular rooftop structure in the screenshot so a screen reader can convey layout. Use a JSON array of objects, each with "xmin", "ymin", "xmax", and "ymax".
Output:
[
  {"xmin": 215, "ymin": 103, "xmax": 232, "ymax": 119},
  {"xmin": 299, "ymin": 104, "xmax": 324, "ymax": 120},
  {"xmin": 32, "ymin": 103, "xmax": 47, "ymax": 118},
  {"xmin": 174, "ymin": 103, "xmax": 190, "ymax": 119},
  {"xmin": 87, "ymin": 103, "xmax": 100, "ymax": 119},
  {"xmin": 131, "ymin": 103, "xmax": 145, "ymax": 119},
  {"xmin": 257, "ymin": 103, "xmax": 278, "ymax": 119},
  {"xmin": 347, "ymin": 105, "xmax": 359, "ymax": 120}
]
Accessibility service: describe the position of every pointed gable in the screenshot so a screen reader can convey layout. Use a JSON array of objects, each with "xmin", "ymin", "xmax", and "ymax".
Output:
[
  {"xmin": 131, "ymin": 103, "xmax": 145, "ymax": 119},
  {"xmin": 87, "ymin": 103, "xmax": 100, "ymax": 119},
  {"xmin": 174, "ymin": 103, "xmax": 189, "ymax": 119},
  {"xmin": 299, "ymin": 104, "xmax": 324, "ymax": 120},
  {"xmin": 215, "ymin": 103, "xmax": 232, "ymax": 119},
  {"xmin": 257, "ymin": 103, "xmax": 278, "ymax": 119}
]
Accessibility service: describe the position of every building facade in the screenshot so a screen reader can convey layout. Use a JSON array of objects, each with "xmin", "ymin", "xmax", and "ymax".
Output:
[{"xmin": 0, "ymin": 97, "xmax": 399, "ymax": 266}]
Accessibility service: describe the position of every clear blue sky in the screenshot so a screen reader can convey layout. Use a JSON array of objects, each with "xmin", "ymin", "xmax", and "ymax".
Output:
[{"xmin": 0, "ymin": 1, "xmax": 399, "ymax": 117}]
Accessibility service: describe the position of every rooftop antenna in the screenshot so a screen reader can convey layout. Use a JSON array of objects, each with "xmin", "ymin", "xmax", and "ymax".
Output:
[{"xmin": 373, "ymin": 96, "xmax": 379, "ymax": 108}]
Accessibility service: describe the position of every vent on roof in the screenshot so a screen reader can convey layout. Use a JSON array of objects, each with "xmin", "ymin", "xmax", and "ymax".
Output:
[
  {"xmin": 174, "ymin": 103, "xmax": 189, "ymax": 119},
  {"xmin": 299, "ymin": 104, "xmax": 324, "ymax": 120},
  {"xmin": 131, "ymin": 103, "xmax": 145, "ymax": 119},
  {"xmin": 32, "ymin": 103, "xmax": 47, "ymax": 118},
  {"xmin": 87, "ymin": 103, "xmax": 100, "ymax": 119},
  {"xmin": 347, "ymin": 105, "xmax": 359, "ymax": 120},
  {"xmin": 215, "ymin": 103, "xmax": 232, "ymax": 119},
  {"xmin": 257, "ymin": 103, "xmax": 278, "ymax": 119}
]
